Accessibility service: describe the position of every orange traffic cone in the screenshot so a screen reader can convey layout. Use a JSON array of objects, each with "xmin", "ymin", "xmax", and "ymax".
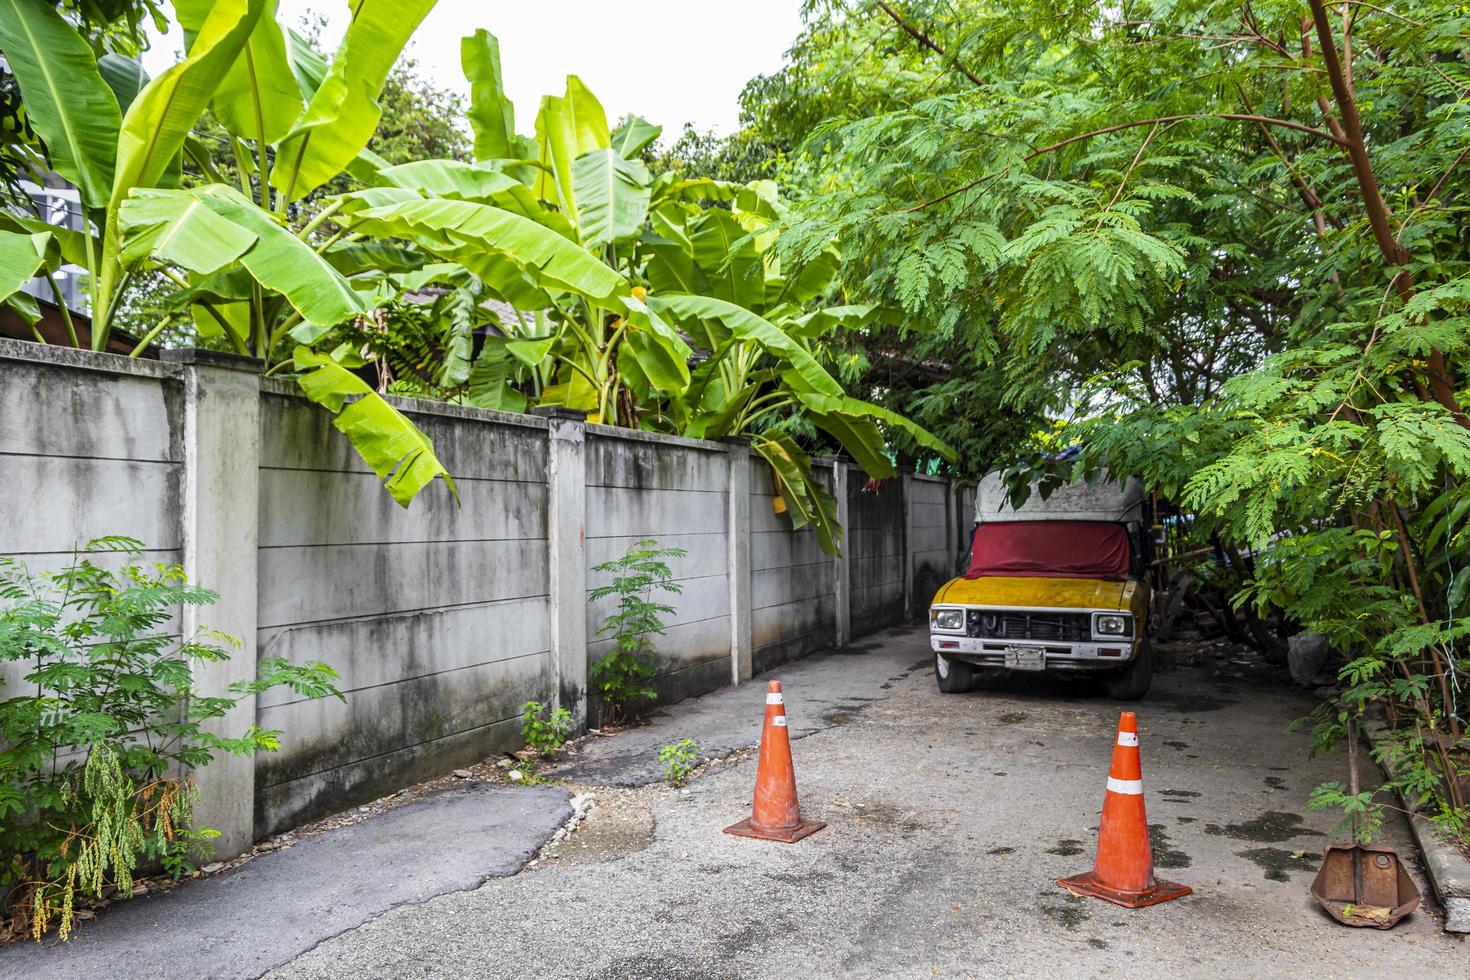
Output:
[
  {"xmin": 724, "ymin": 680, "xmax": 826, "ymax": 843},
  {"xmin": 1058, "ymin": 711, "xmax": 1192, "ymax": 908}
]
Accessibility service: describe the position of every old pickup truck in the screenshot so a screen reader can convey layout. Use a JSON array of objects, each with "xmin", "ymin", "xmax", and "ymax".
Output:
[{"xmin": 928, "ymin": 472, "xmax": 1153, "ymax": 699}]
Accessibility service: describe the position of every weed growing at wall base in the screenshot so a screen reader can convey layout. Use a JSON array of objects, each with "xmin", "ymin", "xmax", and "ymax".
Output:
[
  {"xmin": 589, "ymin": 540, "xmax": 687, "ymax": 725},
  {"xmin": 0, "ymin": 538, "xmax": 344, "ymax": 942},
  {"xmin": 659, "ymin": 739, "xmax": 700, "ymax": 787},
  {"xmin": 520, "ymin": 701, "xmax": 574, "ymax": 759}
]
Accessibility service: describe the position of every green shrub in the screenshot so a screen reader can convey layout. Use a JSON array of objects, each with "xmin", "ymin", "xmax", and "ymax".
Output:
[
  {"xmin": 0, "ymin": 538, "xmax": 343, "ymax": 941},
  {"xmin": 588, "ymin": 540, "xmax": 687, "ymax": 725},
  {"xmin": 659, "ymin": 739, "xmax": 700, "ymax": 787},
  {"xmin": 519, "ymin": 700, "xmax": 574, "ymax": 758}
]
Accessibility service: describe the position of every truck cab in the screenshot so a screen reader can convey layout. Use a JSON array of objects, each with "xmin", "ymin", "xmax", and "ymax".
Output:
[{"xmin": 929, "ymin": 472, "xmax": 1152, "ymax": 699}]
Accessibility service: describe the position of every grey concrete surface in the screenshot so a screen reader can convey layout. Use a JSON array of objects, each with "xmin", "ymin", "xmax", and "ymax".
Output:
[
  {"xmin": 0, "ymin": 784, "xmax": 571, "ymax": 980},
  {"xmin": 547, "ymin": 636, "xmax": 931, "ymax": 787},
  {"xmin": 271, "ymin": 625, "xmax": 1466, "ymax": 979}
]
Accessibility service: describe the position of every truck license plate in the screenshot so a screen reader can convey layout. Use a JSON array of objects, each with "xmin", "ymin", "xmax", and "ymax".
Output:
[{"xmin": 1004, "ymin": 646, "xmax": 1046, "ymax": 671}]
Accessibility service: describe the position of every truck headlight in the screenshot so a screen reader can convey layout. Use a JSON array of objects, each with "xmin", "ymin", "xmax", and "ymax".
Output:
[
  {"xmin": 1094, "ymin": 613, "xmax": 1132, "ymax": 637},
  {"xmin": 932, "ymin": 608, "xmax": 965, "ymax": 631}
]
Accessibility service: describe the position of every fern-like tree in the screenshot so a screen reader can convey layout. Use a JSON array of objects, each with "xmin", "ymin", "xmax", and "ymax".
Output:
[
  {"xmin": 764, "ymin": 0, "xmax": 1470, "ymax": 842},
  {"xmin": 587, "ymin": 540, "xmax": 687, "ymax": 725}
]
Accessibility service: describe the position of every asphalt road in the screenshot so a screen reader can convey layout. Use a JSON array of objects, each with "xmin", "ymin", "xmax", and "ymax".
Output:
[{"xmin": 267, "ymin": 624, "xmax": 1465, "ymax": 979}]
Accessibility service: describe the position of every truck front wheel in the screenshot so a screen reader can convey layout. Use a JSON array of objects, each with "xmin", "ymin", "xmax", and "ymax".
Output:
[
  {"xmin": 935, "ymin": 651, "xmax": 977, "ymax": 693},
  {"xmin": 1104, "ymin": 639, "xmax": 1153, "ymax": 700}
]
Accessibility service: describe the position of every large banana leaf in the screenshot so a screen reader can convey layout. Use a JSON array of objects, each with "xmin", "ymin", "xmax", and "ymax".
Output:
[
  {"xmin": 376, "ymin": 160, "xmax": 573, "ymax": 237},
  {"xmin": 532, "ymin": 76, "xmax": 609, "ymax": 217},
  {"xmin": 688, "ymin": 208, "xmax": 766, "ymax": 308},
  {"xmin": 786, "ymin": 380, "xmax": 958, "ymax": 466},
  {"xmin": 753, "ymin": 431, "xmax": 841, "ymax": 557},
  {"xmin": 121, "ymin": 185, "xmax": 366, "ymax": 331},
  {"xmin": 284, "ymin": 26, "xmax": 329, "ymax": 98},
  {"xmin": 118, "ymin": 189, "xmax": 256, "ymax": 272},
  {"xmin": 0, "ymin": 230, "xmax": 55, "ymax": 304},
  {"xmin": 0, "ymin": 0, "xmax": 120, "ymax": 209},
  {"xmin": 97, "ymin": 54, "xmax": 150, "ymax": 115},
  {"xmin": 465, "ymin": 339, "xmax": 530, "ymax": 413},
  {"xmin": 791, "ymin": 304, "xmax": 878, "ymax": 339},
  {"xmin": 0, "ymin": 212, "xmax": 92, "ymax": 268},
  {"xmin": 461, "ymin": 29, "xmax": 515, "ymax": 162},
  {"xmin": 269, "ymin": 0, "xmax": 434, "ymax": 202},
  {"xmin": 563, "ymin": 77, "xmax": 610, "ymax": 158},
  {"xmin": 648, "ymin": 293, "xmax": 841, "ymax": 398},
  {"xmin": 343, "ymin": 197, "xmax": 626, "ymax": 304},
  {"xmin": 293, "ymin": 346, "xmax": 459, "ymax": 508},
  {"xmin": 610, "ymin": 115, "xmax": 661, "ymax": 157},
  {"xmin": 110, "ymin": 0, "xmax": 263, "ymax": 212},
  {"xmin": 176, "ymin": 0, "xmax": 302, "ymax": 144},
  {"xmin": 573, "ymin": 149, "xmax": 651, "ymax": 248}
]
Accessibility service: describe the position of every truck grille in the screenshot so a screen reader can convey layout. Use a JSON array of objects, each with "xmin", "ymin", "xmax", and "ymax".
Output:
[{"xmin": 967, "ymin": 610, "xmax": 1092, "ymax": 642}]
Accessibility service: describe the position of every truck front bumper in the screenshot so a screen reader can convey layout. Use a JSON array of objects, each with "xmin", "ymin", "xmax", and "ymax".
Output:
[{"xmin": 929, "ymin": 633, "xmax": 1139, "ymax": 671}]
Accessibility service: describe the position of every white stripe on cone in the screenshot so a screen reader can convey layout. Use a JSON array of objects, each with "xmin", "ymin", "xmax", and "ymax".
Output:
[
  {"xmin": 772, "ymin": 716, "xmax": 787, "ymax": 727},
  {"xmin": 766, "ymin": 693, "xmax": 784, "ymax": 704},
  {"xmin": 1117, "ymin": 732, "xmax": 1139, "ymax": 746},
  {"xmin": 1106, "ymin": 777, "xmax": 1143, "ymax": 795}
]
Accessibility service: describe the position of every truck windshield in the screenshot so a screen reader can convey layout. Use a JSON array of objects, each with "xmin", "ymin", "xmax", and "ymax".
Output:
[{"xmin": 965, "ymin": 521, "xmax": 1131, "ymax": 581}]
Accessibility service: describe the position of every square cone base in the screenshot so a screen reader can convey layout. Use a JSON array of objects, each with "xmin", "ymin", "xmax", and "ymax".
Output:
[
  {"xmin": 1057, "ymin": 871, "xmax": 1192, "ymax": 908},
  {"xmin": 723, "ymin": 817, "xmax": 826, "ymax": 843}
]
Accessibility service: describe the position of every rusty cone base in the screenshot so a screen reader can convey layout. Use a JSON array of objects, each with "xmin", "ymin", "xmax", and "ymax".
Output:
[
  {"xmin": 1058, "ymin": 710, "xmax": 1192, "ymax": 909},
  {"xmin": 724, "ymin": 679, "xmax": 826, "ymax": 844}
]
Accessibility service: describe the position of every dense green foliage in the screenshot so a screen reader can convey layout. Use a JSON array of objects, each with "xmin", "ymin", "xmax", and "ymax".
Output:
[
  {"xmin": 0, "ymin": 538, "xmax": 341, "ymax": 940},
  {"xmin": 746, "ymin": 0, "xmax": 1470, "ymax": 841}
]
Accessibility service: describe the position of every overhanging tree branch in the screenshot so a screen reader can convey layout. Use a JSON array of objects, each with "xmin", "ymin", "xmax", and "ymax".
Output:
[
  {"xmin": 874, "ymin": 0, "xmax": 986, "ymax": 88},
  {"xmin": 908, "ymin": 113, "xmax": 1347, "ymax": 211}
]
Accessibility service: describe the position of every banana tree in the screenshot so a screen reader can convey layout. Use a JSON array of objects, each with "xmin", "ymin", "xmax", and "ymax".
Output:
[
  {"xmin": 0, "ymin": 0, "xmax": 459, "ymax": 506},
  {"xmin": 345, "ymin": 36, "xmax": 956, "ymax": 552}
]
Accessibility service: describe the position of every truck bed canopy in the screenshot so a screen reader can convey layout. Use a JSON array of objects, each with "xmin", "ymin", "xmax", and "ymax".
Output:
[
  {"xmin": 975, "ymin": 471, "xmax": 1143, "ymax": 525},
  {"xmin": 965, "ymin": 521, "xmax": 1132, "ymax": 581}
]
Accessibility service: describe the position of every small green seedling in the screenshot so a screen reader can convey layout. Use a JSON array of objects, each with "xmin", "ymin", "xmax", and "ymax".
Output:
[
  {"xmin": 521, "ymin": 700, "xmax": 574, "ymax": 759},
  {"xmin": 659, "ymin": 739, "xmax": 700, "ymax": 787}
]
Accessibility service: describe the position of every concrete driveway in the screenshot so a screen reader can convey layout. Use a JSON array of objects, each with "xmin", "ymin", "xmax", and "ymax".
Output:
[{"xmin": 271, "ymin": 624, "xmax": 1464, "ymax": 979}]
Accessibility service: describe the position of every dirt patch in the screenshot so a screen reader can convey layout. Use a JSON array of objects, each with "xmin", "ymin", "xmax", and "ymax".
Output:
[
  {"xmin": 536, "ymin": 788, "xmax": 655, "ymax": 867},
  {"xmin": 1163, "ymin": 740, "xmax": 1189, "ymax": 750},
  {"xmin": 998, "ymin": 712, "xmax": 1028, "ymax": 725},
  {"xmin": 1040, "ymin": 894, "xmax": 1089, "ymax": 929},
  {"xmin": 988, "ymin": 846, "xmax": 1016, "ymax": 856},
  {"xmin": 1264, "ymin": 776, "xmax": 1287, "ymax": 791},
  {"xmin": 1236, "ymin": 847, "xmax": 1319, "ymax": 883},
  {"xmin": 1086, "ymin": 938, "xmax": 1110, "ymax": 949},
  {"xmin": 1148, "ymin": 824, "xmax": 1192, "ymax": 869},
  {"xmin": 1204, "ymin": 811, "xmax": 1324, "ymax": 843},
  {"xmin": 1159, "ymin": 789, "xmax": 1201, "ymax": 799},
  {"xmin": 1047, "ymin": 839, "xmax": 1086, "ymax": 857}
]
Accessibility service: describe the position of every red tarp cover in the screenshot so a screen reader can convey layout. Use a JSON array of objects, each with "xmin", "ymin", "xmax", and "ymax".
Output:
[{"xmin": 965, "ymin": 521, "xmax": 1131, "ymax": 581}]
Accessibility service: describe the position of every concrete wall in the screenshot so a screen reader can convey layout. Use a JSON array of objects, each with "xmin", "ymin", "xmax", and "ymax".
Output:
[
  {"xmin": 847, "ymin": 465, "xmax": 906, "ymax": 637},
  {"xmin": 584, "ymin": 427, "xmax": 731, "ymax": 720},
  {"xmin": 909, "ymin": 476, "xmax": 955, "ymax": 612},
  {"xmin": 0, "ymin": 341, "xmax": 184, "ymax": 699},
  {"xmin": 750, "ymin": 459, "xmax": 836, "ymax": 675},
  {"xmin": 253, "ymin": 383, "xmax": 552, "ymax": 835},
  {"xmin": 1, "ymin": 340, "xmax": 964, "ymax": 853}
]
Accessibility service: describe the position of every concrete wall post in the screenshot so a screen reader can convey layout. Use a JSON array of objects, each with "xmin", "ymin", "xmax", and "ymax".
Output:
[
  {"xmin": 902, "ymin": 472, "xmax": 916, "ymax": 620},
  {"xmin": 163, "ymin": 349, "xmax": 261, "ymax": 858},
  {"xmin": 536, "ymin": 408, "xmax": 589, "ymax": 729},
  {"xmin": 726, "ymin": 439, "xmax": 753, "ymax": 684},
  {"xmin": 832, "ymin": 460, "xmax": 851, "ymax": 648}
]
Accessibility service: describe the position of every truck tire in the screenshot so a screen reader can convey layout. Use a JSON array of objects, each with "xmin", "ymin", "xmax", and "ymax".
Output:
[
  {"xmin": 935, "ymin": 651, "xmax": 977, "ymax": 693},
  {"xmin": 1105, "ymin": 639, "xmax": 1153, "ymax": 700}
]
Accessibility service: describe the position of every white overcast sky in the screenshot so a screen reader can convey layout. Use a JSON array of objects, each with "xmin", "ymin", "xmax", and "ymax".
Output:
[{"xmin": 143, "ymin": 1, "xmax": 805, "ymax": 137}]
